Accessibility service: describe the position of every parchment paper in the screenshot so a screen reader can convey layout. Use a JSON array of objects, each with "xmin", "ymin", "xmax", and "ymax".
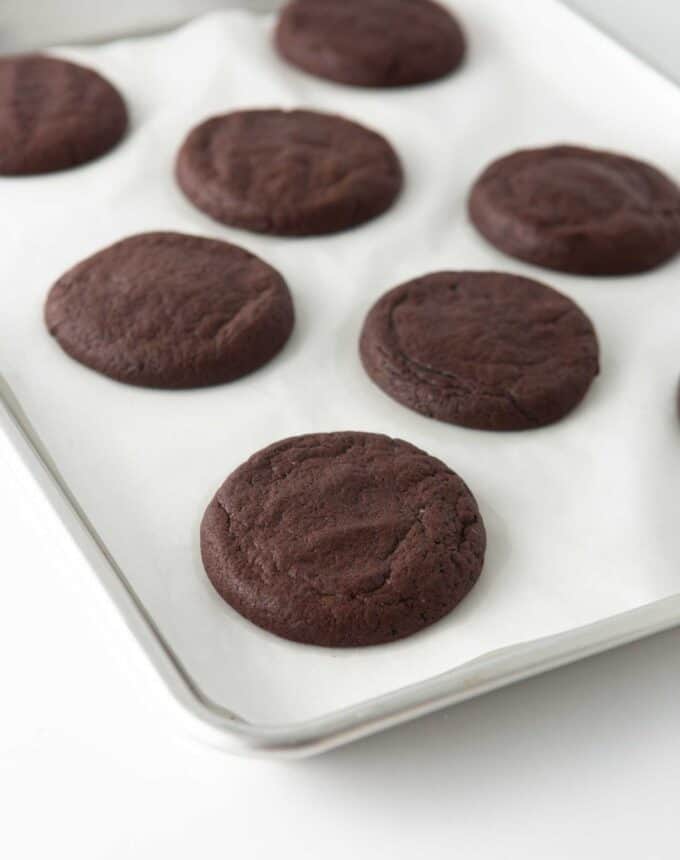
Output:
[{"xmin": 1, "ymin": 0, "xmax": 679, "ymax": 724}]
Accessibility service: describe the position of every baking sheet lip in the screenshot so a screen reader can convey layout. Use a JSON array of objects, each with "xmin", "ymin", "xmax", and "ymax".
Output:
[
  {"xmin": 184, "ymin": 597, "xmax": 680, "ymax": 758},
  {"xmin": 3, "ymin": 0, "xmax": 680, "ymax": 758},
  {"xmin": 3, "ymin": 371, "xmax": 680, "ymax": 758},
  {"xmin": 560, "ymin": 0, "xmax": 680, "ymax": 91}
]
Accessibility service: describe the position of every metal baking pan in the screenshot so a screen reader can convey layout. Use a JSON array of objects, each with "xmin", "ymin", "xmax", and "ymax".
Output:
[{"xmin": 2, "ymin": 0, "xmax": 680, "ymax": 757}]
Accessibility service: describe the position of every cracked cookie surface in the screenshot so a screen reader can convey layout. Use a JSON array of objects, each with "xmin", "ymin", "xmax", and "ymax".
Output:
[
  {"xmin": 275, "ymin": 0, "xmax": 465, "ymax": 88},
  {"xmin": 468, "ymin": 145, "xmax": 680, "ymax": 275},
  {"xmin": 201, "ymin": 432, "xmax": 485, "ymax": 647},
  {"xmin": 45, "ymin": 232, "xmax": 294, "ymax": 389},
  {"xmin": 176, "ymin": 109, "xmax": 403, "ymax": 236},
  {"xmin": 0, "ymin": 54, "xmax": 127, "ymax": 175},
  {"xmin": 360, "ymin": 271, "xmax": 599, "ymax": 430}
]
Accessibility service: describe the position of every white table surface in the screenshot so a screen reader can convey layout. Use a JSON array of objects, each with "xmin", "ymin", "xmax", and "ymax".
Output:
[{"xmin": 2, "ymin": 3, "xmax": 680, "ymax": 857}]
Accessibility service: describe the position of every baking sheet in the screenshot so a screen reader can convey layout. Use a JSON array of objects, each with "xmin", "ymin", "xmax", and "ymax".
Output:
[{"xmin": 1, "ymin": 0, "xmax": 680, "ymax": 727}]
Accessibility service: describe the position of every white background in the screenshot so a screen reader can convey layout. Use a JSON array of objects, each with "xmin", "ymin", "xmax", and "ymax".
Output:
[{"xmin": 1, "ymin": 2, "xmax": 680, "ymax": 858}]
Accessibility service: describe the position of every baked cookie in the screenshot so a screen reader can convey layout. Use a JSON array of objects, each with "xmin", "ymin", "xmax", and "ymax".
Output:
[
  {"xmin": 45, "ymin": 232, "xmax": 294, "ymax": 389},
  {"xmin": 176, "ymin": 109, "xmax": 403, "ymax": 235},
  {"xmin": 275, "ymin": 0, "xmax": 465, "ymax": 88},
  {"xmin": 0, "ymin": 54, "xmax": 127, "ymax": 175},
  {"xmin": 360, "ymin": 271, "xmax": 599, "ymax": 430},
  {"xmin": 201, "ymin": 431, "xmax": 485, "ymax": 647},
  {"xmin": 468, "ymin": 145, "xmax": 680, "ymax": 275}
]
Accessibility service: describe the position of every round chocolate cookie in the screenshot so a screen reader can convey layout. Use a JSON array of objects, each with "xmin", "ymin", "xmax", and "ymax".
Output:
[
  {"xmin": 201, "ymin": 432, "xmax": 485, "ymax": 647},
  {"xmin": 176, "ymin": 109, "xmax": 403, "ymax": 236},
  {"xmin": 0, "ymin": 54, "xmax": 127, "ymax": 176},
  {"xmin": 275, "ymin": 0, "xmax": 465, "ymax": 88},
  {"xmin": 468, "ymin": 145, "xmax": 680, "ymax": 275},
  {"xmin": 45, "ymin": 232, "xmax": 294, "ymax": 389},
  {"xmin": 360, "ymin": 271, "xmax": 599, "ymax": 431}
]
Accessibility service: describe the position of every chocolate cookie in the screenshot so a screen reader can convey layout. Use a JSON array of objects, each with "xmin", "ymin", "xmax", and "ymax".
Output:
[
  {"xmin": 45, "ymin": 232, "xmax": 294, "ymax": 389},
  {"xmin": 0, "ymin": 54, "xmax": 127, "ymax": 175},
  {"xmin": 360, "ymin": 271, "xmax": 599, "ymax": 430},
  {"xmin": 275, "ymin": 0, "xmax": 465, "ymax": 88},
  {"xmin": 201, "ymin": 432, "xmax": 485, "ymax": 647},
  {"xmin": 176, "ymin": 109, "xmax": 403, "ymax": 236},
  {"xmin": 468, "ymin": 145, "xmax": 680, "ymax": 275}
]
